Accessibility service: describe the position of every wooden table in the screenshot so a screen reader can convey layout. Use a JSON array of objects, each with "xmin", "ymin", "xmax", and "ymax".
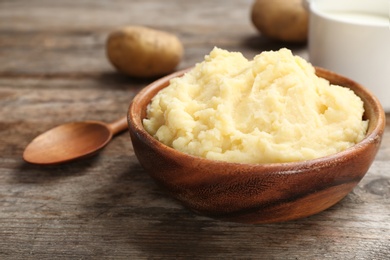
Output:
[{"xmin": 1, "ymin": 0, "xmax": 389, "ymax": 259}]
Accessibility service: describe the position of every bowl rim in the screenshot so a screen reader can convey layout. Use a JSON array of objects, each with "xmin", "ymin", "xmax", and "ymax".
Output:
[{"xmin": 128, "ymin": 67, "xmax": 386, "ymax": 170}]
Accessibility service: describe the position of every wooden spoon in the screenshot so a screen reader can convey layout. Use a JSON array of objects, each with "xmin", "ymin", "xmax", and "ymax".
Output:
[{"xmin": 23, "ymin": 117, "xmax": 128, "ymax": 165}]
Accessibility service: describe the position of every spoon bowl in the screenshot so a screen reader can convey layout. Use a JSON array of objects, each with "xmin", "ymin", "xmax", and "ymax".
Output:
[{"xmin": 23, "ymin": 117, "xmax": 128, "ymax": 165}]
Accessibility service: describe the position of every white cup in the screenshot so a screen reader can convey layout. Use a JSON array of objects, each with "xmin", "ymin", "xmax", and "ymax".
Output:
[{"xmin": 307, "ymin": 0, "xmax": 390, "ymax": 111}]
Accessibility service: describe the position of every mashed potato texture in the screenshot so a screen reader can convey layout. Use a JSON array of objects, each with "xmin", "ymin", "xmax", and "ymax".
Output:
[{"xmin": 143, "ymin": 48, "xmax": 368, "ymax": 163}]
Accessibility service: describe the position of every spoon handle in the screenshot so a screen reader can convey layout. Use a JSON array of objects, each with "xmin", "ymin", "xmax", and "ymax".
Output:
[{"xmin": 108, "ymin": 117, "xmax": 128, "ymax": 135}]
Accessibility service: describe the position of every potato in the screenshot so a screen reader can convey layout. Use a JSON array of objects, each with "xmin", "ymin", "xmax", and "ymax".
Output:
[
  {"xmin": 251, "ymin": 0, "xmax": 308, "ymax": 43},
  {"xmin": 106, "ymin": 26, "xmax": 183, "ymax": 78}
]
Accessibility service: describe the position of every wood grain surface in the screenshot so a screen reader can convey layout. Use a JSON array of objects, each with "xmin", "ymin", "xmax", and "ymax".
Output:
[{"xmin": 1, "ymin": 0, "xmax": 389, "ymax": 259}]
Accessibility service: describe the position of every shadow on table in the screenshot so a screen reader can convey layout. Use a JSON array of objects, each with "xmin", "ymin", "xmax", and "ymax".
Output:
[
  {"xmin": 14, "ymin": 155, "xmax": 101, "ymax": 184},
  {"xmin": 241, "ymin": 34, "xmax": 307, "ymax": 52},
  {"xmin": 76, "ymin": 160, "xmax": 364, "ymax": 259},
  {"xmin": 92, "ymin": 71, "xmax": 162, "ymax": 91}
]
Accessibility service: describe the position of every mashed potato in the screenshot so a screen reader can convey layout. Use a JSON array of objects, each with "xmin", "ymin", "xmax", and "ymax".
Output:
[{"xmin": 143, "ymin": 48, "xmax": 368, "ymax": 163}]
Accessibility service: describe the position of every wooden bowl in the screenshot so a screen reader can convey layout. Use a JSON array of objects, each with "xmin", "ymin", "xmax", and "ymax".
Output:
[{"xmin": 127, "ymin": 67, "xmax": 385, "ymax": 224}]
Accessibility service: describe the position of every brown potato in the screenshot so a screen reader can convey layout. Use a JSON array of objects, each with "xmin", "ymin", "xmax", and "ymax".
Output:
[
  {"xmin": 106, "ymin": 26, "xmax": 183, "ymax": 78},
  {"xmin": 251, "ymin": 0, "xmax": 308, "ymax": 43}
]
